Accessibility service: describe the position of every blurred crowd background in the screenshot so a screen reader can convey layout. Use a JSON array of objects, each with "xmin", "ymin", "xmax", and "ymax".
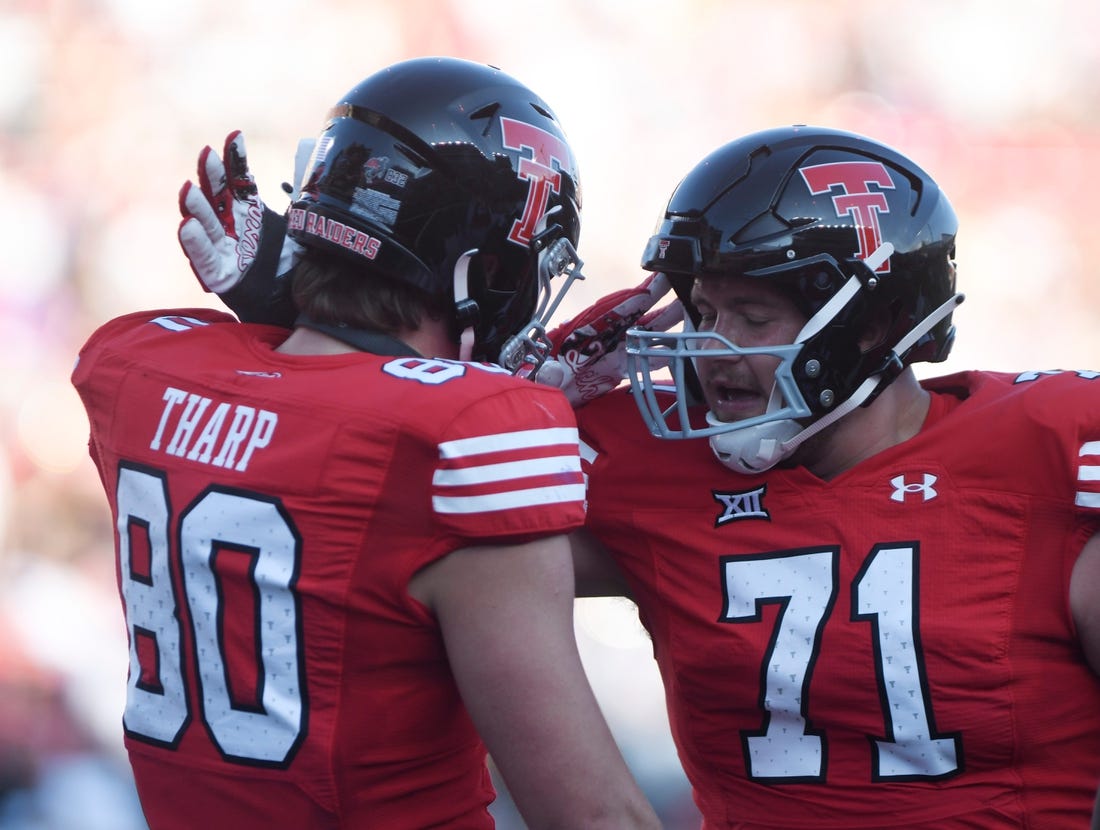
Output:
[{"xmin": 2, "ymin": 0, "xmax": 1099, "ymax": 826}]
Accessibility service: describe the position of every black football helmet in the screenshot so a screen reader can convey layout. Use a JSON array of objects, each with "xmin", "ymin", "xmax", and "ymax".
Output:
[
  {"xmin": 287, "ymin": 56, "xmax": 584, "ymax": 369},
  {"xmin": 628, "ymin": 125, "xmax": 962, "ymax": 472}
]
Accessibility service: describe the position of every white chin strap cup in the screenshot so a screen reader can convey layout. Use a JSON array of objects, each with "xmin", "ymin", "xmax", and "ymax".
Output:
[{"xmin": 708, "ymin": 414, "xmax": 802, "ymax": 474}]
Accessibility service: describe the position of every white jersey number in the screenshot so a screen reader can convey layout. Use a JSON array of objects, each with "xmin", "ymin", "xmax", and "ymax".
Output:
[
  {"xmin": 720, "ymin": 544, "xmax": 961, "ymax": 782},
  {"xmin": 115, "ymin": 463, "xmax": 306, "ymax": 766}
]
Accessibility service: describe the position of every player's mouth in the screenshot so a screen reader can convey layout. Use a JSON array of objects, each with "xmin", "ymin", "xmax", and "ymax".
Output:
[{"xmin": 705, "ymin": 379, "xmax": 766, "ymax": 422}]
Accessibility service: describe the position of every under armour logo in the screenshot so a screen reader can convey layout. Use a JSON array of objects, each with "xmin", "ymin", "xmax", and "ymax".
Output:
[
  {"xmin": 890, "ymin": 473, "xmax": 938, "ymax": 502},
  {"xmin": 713, "ymin": 485, "xmax": 769, "ymax": 525}
]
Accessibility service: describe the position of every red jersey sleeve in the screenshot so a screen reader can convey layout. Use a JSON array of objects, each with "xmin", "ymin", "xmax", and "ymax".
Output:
[{"xmin": 430, "ymin": 382, "xmax": 587, "ymax": 540}]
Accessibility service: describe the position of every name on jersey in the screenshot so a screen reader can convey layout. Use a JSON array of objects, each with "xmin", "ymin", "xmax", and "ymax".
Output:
[
  {"xmin": 288, "ymin": 207, "xmax": 381, "ymax": 260},
  {"xmin": 149, "ymin": 386, "xmax": 277, "ymax": 472}
]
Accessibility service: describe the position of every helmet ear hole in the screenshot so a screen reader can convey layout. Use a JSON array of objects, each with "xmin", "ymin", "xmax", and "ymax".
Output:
[{"xmin": 857, "ymin": 300, "xmax": 894, "ymax": 354}]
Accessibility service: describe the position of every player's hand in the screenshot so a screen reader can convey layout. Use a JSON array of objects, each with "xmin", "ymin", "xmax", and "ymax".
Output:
[
  {"xmin": 539, "ymin": 272, "xmax": 682, "ymax": 407},
  {"xmin": 177, "ymin": 130, "xmax": 302, "ymax": 295}
]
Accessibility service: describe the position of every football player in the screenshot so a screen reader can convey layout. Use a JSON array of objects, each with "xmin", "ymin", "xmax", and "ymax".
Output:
[
  {"xmin": 170, "ymin": 109, "xmax": 1100, "ymax": 826},
  {"xmin": 574, "ymin": 125, "xmax": 1100, "ymax": 828},
  {"xmin": 73, "ymin": 57, "xmax": 660, "ymax": 830}
]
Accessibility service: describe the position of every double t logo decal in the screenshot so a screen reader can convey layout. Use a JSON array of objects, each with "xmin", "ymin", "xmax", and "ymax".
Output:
[
  {"xmin": 500, "ymin": 117, "xmax": 572, "ymax": 248},
  {"xmin": 799, "ymin": 161, "xmax": 896, "ymax": 273}
]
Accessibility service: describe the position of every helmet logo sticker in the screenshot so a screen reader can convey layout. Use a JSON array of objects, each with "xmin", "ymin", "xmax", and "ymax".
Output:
[
  {"xmin": 500, "ymin": 117, "xmax": 571, "ymax": 247},
  {"xmin": 288, "ymin": 207, "xmax": 382, "ymax": 260},
  {"xmin": 351, "ymin": 175, "xmax": 401, "ymax": 227},
  {"xmin": 799, "ymin": 161, "xmax": 895, "ymax": 273},
  {"xmin": 362, "ymin": 156, "xmax": 390, "ymax": 184}
]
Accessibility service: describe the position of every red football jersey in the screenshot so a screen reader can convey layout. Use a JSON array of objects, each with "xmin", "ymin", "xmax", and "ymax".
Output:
[
  {"xmin": 579, "ymin": 370, "xmax": 1100, "ymax": 828},
  {"xmin": 73, "ymin": 308, "xmax": 587, "ymax": 829}
]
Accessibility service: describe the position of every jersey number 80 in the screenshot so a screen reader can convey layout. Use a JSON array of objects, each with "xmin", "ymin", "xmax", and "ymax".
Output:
[{"xmin": 115, "ymin": 462, "xmax": 307, "ymax": 767}]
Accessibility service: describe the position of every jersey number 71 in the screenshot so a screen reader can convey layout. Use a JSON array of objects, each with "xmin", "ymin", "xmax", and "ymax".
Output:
[{"xmin": 720, "ymin": 544, "xmax": 962, "ymax": 783}]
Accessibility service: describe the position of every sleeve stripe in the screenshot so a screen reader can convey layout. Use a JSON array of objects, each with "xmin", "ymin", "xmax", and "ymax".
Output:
[
  {"xmin": 433, "ymin": 482, "xmax": 587, "ymax": 514},
  {"xmin": 1077, "ymin": 444, "xmax": 1100, "ymax": 508},
  {"xmin": 439, "ymin": 427, "xmax": 579, "ymax": 458},
  {"xmin": 433, "ymin": 454, "xmax": 581, "ymax": 486},
  {"xmin": 434, "ymin": 425, "xmax": 585, "ymax": 517}
]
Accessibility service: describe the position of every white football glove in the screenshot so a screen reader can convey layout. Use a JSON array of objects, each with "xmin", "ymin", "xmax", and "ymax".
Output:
[
  {"xmin": 177, "ymin": 131, "xmax": 311, "ymax": 325},
  {"xmin": 540, "ymin": 272, "xmax": 682, "ymax": 407}
]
